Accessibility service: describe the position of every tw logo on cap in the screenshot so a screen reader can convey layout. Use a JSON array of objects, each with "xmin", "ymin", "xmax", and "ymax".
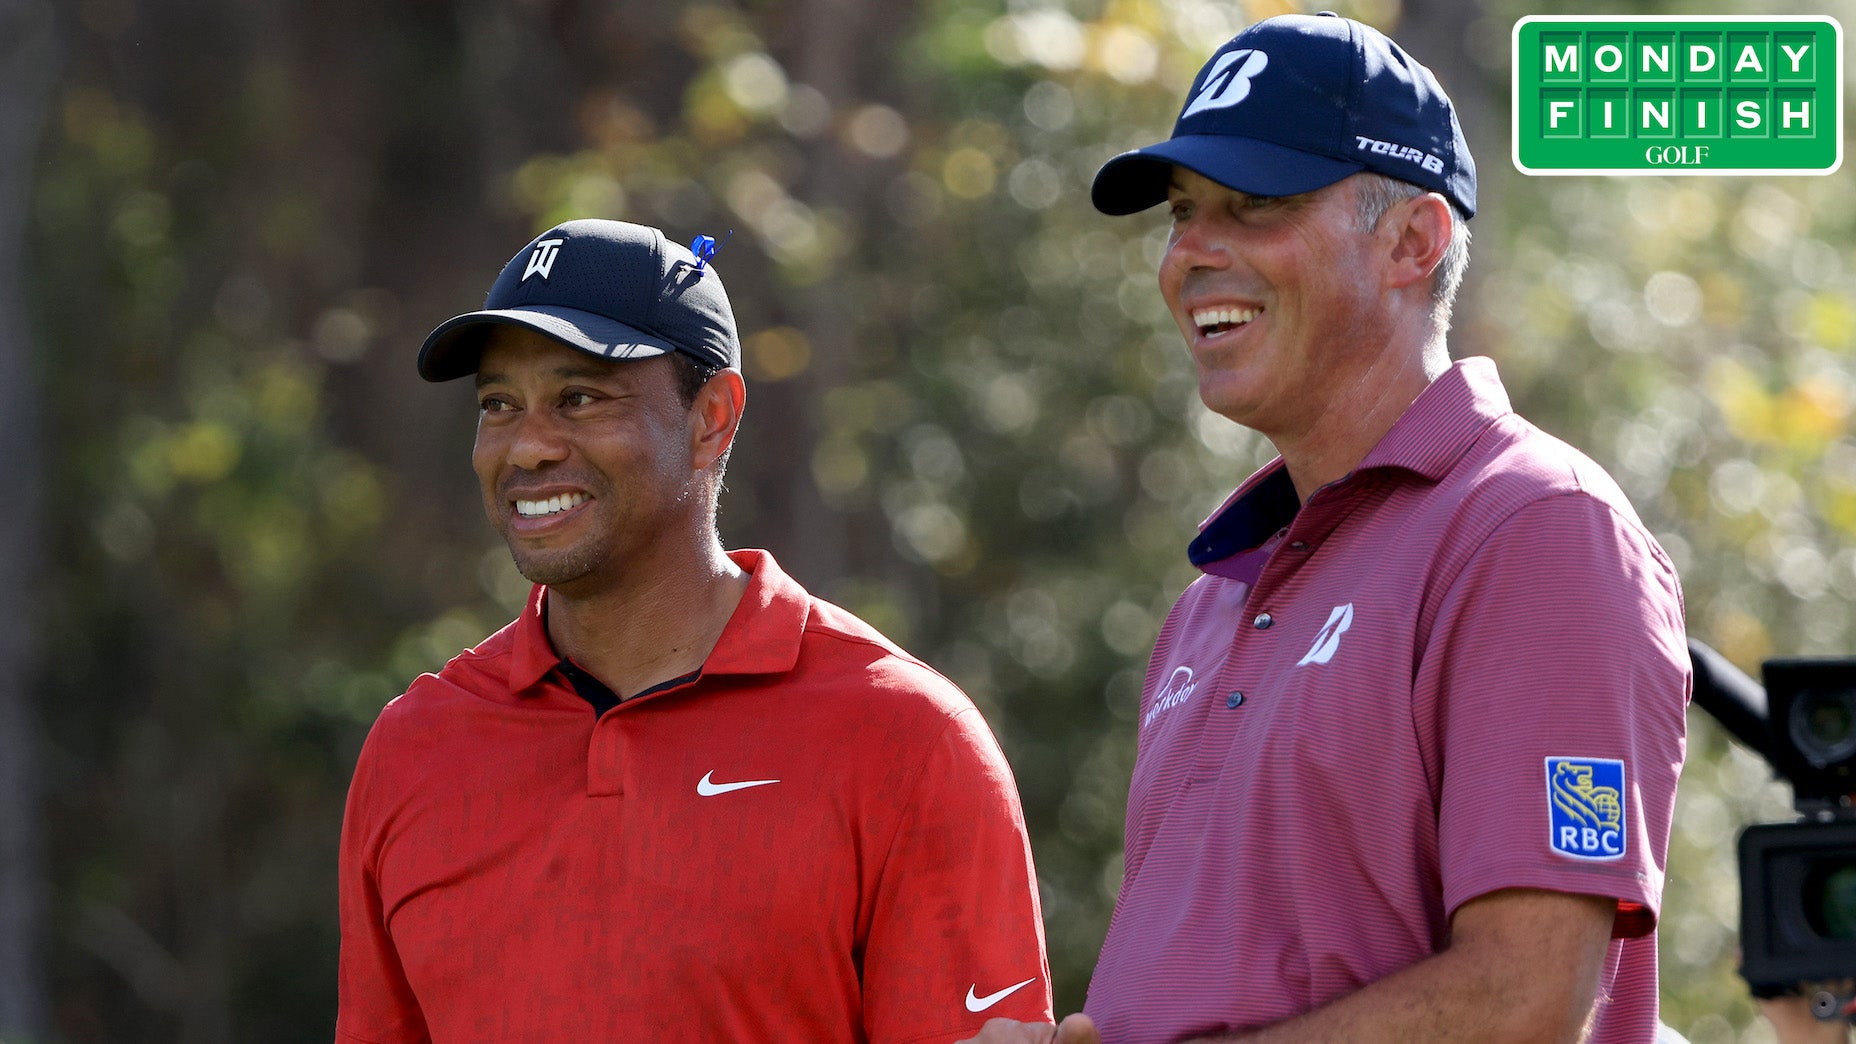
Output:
[
  {"xmin": 1182, "ymin": 48, "xmax": 1270, "ymax": 119},
  {"xmin": 522, "ymin": 238, "xmax": 565, "ymax": 281}
]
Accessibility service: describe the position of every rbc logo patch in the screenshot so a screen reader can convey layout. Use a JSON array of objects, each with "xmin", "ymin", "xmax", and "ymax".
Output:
[{"xmin": 1545, "ymin": 757, "xmax": 1626, "ymax": 861}]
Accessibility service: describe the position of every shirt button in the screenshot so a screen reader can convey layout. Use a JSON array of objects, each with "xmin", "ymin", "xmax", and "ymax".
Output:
[
  {"xmin": 1253, "ymin": 613, "xmax": 1273, "ymax": 629},
  {"xmin": 1226, "ymin": 691, "xmax": 1245, "ymax": 708},
  {"xmin": 1290, "ymin": 541, "xmax": 1309, "ymax": 551}
]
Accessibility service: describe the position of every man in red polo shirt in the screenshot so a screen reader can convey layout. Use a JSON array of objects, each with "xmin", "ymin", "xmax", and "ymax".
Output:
[
  {"xmin": 337, "ymin": 219, "xmax": 1052, "ymax": 1042},
  {"xmin": 967, "ymin": 14, "xmax": 1688, "ymax": 1044}
]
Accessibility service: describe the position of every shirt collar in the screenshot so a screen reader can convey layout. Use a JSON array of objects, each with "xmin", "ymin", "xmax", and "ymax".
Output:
[
  {"xmin": 703, "ymin": 548, "xmax": 810, "ymax": 675},
  {"xmin": 509, "ymin": 584, "xmax": 559, "ymax": 693},
  {"xmin": 1187, "ymin": 357, "xmax": 1512, "ymax": 569},
  {"xmin": 1187, "ymin": 462, "xmax": 1299, "ymax": 568},
  {"xmin": 1353, "ymin": 355, "xmax": 1510, "ymax": 481},
  {"xmin": 506, "ymin": 547, "xmax": 810, "ymax": 695}
]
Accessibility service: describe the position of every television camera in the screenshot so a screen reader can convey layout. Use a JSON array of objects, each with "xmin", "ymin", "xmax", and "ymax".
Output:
[{"xmin": 1690, "ymin": 639, "xmax": 1856, "ymax": 1020}]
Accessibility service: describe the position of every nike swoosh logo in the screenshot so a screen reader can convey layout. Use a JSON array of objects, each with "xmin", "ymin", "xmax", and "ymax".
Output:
[
  {"xmin": 697, "ymin": 770, "xmax": 780, "ymax": 796},
  {"xmin": 965, "ymin": 977, "xmax": 1037, "ymax": 1013}
]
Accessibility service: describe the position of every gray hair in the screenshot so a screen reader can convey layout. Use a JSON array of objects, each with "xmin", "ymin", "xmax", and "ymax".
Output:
[{"xmin": 1352, "ymin": 173, "xmax": 1471, "ymax": 333}]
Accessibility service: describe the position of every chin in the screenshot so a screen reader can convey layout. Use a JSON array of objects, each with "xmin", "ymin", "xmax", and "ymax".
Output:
[
  {"xmin": 1196, "ymin": 381, "xmax": 1264, "ymax": 427},
  {"xmin": 508, "ymin": 546, "xmax": 604, "ymax": 589}
]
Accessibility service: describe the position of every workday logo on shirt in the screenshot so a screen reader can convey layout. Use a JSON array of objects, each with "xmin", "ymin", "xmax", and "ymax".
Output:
[
  {"xmin": 1143, "ymin": 666, "xmax": 1200, "ymax": 729},
  {"xmin": 1546, "ymin": 757, "xmax": 1627, "ymax": 860}
]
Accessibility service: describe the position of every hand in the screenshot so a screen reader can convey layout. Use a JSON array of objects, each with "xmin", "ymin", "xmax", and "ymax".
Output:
[{"xmin": 957, "ymin": 1013, "xmax": 1102, "ymax": 1044}]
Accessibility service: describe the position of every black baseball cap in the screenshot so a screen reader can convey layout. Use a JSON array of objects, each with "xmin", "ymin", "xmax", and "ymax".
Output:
[
  {"xmin": 417, "ymin": 219, "xmax": 741, "ymax": 382},
  {"xmin": 1092, "ymin": 13, "xmax": 1476, "ymax": 219}
]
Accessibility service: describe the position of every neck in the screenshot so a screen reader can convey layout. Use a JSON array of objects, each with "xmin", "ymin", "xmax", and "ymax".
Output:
[
  {"xmin": 543, "ymin": 540, "xmax": 749, "ymax": 699},
  {"xmin": 1276, "ymin": 330, "xmax": 1448, "ymax": 502}
]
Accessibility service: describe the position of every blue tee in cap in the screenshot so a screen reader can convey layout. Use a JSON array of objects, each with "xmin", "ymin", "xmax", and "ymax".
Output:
[
  {"xmin": 417, "ymin": 219, "xmax": 741, "ymax": 382},
  {"xmin": 1092, "ymin": 13, "xmax": 1476, "ymax": 219}
]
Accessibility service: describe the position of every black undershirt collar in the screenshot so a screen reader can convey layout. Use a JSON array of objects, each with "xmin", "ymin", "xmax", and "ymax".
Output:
[{"xmin": 555, "ymin": 660, "xmax": 700, "ymax": 718}]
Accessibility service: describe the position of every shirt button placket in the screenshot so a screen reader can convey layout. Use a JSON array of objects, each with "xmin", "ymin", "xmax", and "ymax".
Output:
[{"xmin": 1226, "ymin": 612, "xmax": 1274, "ymax": 709}]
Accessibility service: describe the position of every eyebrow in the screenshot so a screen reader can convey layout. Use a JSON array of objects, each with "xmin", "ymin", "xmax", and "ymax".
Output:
[{"xmin": 475, "ymin": 362, "xmax": 624, "ymax": 390}]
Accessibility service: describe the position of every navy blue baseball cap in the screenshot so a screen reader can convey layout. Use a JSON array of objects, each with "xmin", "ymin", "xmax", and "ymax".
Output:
[
  {"xmin": 417, "ymin": 219, "xmax": 741, "ymax": 382},
  {"xmin": 1092, "ymin": 13, "xmax": 1476, "ymax": 219}
]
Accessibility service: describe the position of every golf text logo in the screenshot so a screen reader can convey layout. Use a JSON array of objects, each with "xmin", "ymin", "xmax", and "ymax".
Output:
[
  {"xmin": 1512, "ymin": 17, "xmax": 1842, "ymax": 175},
  {"xmin": 523, "ymin": 238, "xmax": 565, "ymax": 280},
  {"xmin": 1182, "ymin": 49, "xmax": 1268, "ymax": 119},
  {"xmin": 1546, "ymin": 757, "xmax": 1627, "ymax": 860}
]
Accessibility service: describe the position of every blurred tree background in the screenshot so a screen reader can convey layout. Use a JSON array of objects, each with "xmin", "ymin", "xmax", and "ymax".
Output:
[{"xmin": 0, "ymin": 0, "xmax": 1849, "ymax": 1039}]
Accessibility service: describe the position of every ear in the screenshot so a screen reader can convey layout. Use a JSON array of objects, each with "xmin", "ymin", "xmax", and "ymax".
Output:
[
  {"xmin": 689, "ymin": 368, "xmax": 746, "ymax": 472},
  {"xmin": 1382, "ymin": 191, "xmax": 1454, "ymax": 294}
]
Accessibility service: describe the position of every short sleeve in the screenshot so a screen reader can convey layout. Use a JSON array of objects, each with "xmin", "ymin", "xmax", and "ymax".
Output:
[
  {"xmin": 859, "ymin": 707, "xmax": 1054, "ymax": 1043},
  {"xmin": 1420, "ymin": 493, "xmax": 1689, "ymax": 936},
  {"xmin": 336, "ymin": 718, "xmax": 431, "ymax": 1044}
]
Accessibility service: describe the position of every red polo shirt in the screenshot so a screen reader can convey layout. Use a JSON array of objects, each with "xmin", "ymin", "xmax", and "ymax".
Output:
[
  {"xmin": 1084, "ymin": 358, "xmax": 1689, "ymax": 1044},
  {"xmin": 338, "ymin": 549, "xmax": 1051, "ymax": 1042}
]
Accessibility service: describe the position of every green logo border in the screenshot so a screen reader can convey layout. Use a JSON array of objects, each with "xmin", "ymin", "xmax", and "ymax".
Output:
[{"xmin": 1511, "ymin": 16, "xmax": 1844, "ymax": 176}]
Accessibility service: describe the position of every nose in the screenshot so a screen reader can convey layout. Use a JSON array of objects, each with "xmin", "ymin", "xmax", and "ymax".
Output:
[
  {"xmin": 499, "ymin": 406, "xmax": 571, "ymax": 472},
  {"xmin": 1163, "ymin": 212, "xmax": 1231, "ymax": 277}
]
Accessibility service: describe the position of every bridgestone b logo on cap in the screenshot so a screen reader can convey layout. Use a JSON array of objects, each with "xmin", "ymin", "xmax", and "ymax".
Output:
[
  {"xmin": 1182, "ymin": 49, "xmax": 1269, "ymax": 118},
  {"xmin": 1512, "ymin": 16, "xmax": 1843, "ymax": 175}
]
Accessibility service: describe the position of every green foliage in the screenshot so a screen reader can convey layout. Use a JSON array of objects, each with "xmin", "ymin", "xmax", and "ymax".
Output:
[
  {"xmin": 33, "ymin": 81, "xmax": 407, "ymax": 1042},
  {"xmin": 1484, "ymin": 2, "xmax": 1856, "ymax": 1036}
]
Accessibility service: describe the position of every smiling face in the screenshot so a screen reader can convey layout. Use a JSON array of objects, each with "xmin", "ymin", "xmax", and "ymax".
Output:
[
  {"xmin": 1159, "ymin": 168, "xmax": 1399, "ymax": 441},
  {"xmin": 471, "ymin": 326, "xmax": 714, "ymax": 594}
]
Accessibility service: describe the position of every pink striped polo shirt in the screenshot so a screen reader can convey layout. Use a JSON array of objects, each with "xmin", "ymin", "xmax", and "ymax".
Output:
[{"xmin": 1084, "ymin": 357, "xmax": 1690, "ymax": 1044}]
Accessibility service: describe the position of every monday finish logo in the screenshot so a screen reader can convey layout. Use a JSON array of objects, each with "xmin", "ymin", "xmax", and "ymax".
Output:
[{"xmin": 1512, "ymin": 16, "xmax": 1843, "ymax": 175}]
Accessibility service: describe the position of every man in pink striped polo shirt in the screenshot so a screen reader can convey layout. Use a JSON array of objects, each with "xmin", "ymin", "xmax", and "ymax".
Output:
[{"xmin": 964, "ymin": 13, "xmax": 1689, "ymax": 1044}]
